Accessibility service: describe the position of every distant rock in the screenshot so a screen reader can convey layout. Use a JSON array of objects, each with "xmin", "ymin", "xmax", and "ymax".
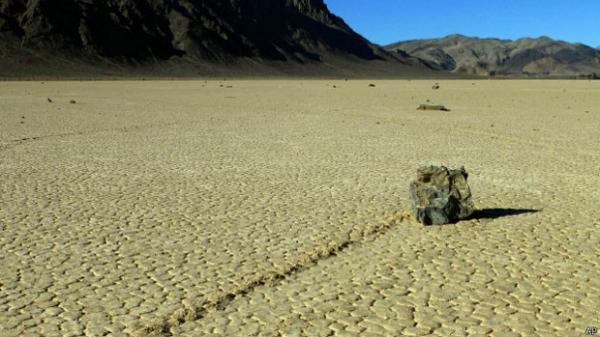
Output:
[
  {"xmin": 432, "ymin": 82, "xmax": 440, "ymax": 89},
  {"xmin": 409, "ymin": 165, "xmax": 474, "ymax": 225},
  {"xmin": 417, "ymin": 104, "xmax": 450, "ymax": 111}
]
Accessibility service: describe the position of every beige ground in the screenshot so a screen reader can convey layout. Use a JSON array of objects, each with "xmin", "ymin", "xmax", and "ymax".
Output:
[{"xmin": 0, "ymin": 79, "xmax": 599, "ymax": 337}]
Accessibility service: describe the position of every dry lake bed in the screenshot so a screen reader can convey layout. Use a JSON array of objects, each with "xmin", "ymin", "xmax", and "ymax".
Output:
[{"xmin": 1, "ymin": 80, "xmax": 599, "ymax": 336}]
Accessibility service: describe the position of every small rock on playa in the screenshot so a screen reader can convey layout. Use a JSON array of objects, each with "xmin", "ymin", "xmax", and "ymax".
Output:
[{"xmin": 417, "ymin": 104, "xmax": 450, "ymax": 111}]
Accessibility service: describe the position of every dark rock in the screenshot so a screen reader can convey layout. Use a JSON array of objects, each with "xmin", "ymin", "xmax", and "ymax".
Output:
[
  {"xmin": 69, "ymin": 99, "xmax": 76, "ymax": 104},
  {"xmin": 417, "ymin": 104, "xmax": 450, "ymax": 111},
  {"xmin": 432, "ymin": 82, "xmax": 440, "ymax": 89},
  {"xmin": 368, "ymin": 83, "xmax": 376, "ymax": 87},
  {"xmin": 409, "ymin": 165, "xmax": 474, "ymax": 225}
]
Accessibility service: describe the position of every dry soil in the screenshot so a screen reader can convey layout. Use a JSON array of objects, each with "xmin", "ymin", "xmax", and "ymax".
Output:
[{"xmin": 0, "ymin": 80, "xmax": 599, "ymax": 337}]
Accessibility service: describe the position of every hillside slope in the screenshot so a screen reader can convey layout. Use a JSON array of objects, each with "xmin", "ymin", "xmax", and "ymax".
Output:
[
  {"xmin": 0, "ymin": 0, "xmax": 428, "ymax": 77},
  {"xmin": 386, "ymin": 34, "xmax": 600, "ymax": 77}
]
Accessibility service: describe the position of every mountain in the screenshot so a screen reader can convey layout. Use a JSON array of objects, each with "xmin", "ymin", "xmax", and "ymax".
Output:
[
  {"xmin": 386, "ymin": 34, "xmax": 600, "ymax": 77},
  {"xmin": 0, "ymin": 0, "xmax": 428, "ymax": 78}
]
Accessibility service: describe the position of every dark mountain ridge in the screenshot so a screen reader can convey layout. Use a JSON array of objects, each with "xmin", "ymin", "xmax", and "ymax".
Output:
[{"xmin": 0, "ymin": 0, "xmax": 429, "ymax": 77}]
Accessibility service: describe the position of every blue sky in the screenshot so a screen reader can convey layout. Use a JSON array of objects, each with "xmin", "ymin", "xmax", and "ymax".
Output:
[{"xmin": 324, "ymin": 0, "xmax": 600, "ymax": 47}]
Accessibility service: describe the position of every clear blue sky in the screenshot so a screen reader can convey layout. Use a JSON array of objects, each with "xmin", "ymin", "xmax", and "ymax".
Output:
[{"xmin": 324, "ymin": 0, "xmax": 600, "ymax": 47}]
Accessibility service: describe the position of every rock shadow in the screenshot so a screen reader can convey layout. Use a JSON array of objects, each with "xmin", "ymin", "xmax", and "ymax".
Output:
[{"xmin": 467, "ymin": 208, "xmax": 540, "ymax": 220}]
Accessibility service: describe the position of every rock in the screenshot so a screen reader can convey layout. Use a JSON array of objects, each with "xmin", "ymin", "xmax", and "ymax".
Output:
[
  {"xmin": 47, "ymin": 98, "xmax": 52, "ymax": 103},
  {"xmin": 432, "ymin": 82, "xmax": 440, "ymax": 89},
  {"xmin": 369, "ymin": 83, "xmax": 376, "ymax": 87},
  {"xmin": 409, "ymin": 165, "xmax": 474, "ymax": 225},
  {"xmin": 417, "ymin": 104, "xmax": 450, "ymax": 111},
  {"xmin": 69, "ymin": 100, "xmax": 76, "ymax": 104}
]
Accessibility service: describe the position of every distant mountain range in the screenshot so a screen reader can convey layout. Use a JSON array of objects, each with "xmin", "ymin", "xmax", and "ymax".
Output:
[
  {"xmin": 0, "ymin": 1, "xmax": 598, "ymax": 78},
  {"xmin": 0, "ymin": 0, "xmax": 426, "ymax": 77},
  {"xmin": 386, "ymin": 34, "xmax": 600, "ymax": 77}
]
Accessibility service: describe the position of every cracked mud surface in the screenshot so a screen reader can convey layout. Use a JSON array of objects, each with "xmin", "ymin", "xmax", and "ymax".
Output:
[{"xmin": 1, "ymin": 80, "xmax": 599, "ymax": 337}]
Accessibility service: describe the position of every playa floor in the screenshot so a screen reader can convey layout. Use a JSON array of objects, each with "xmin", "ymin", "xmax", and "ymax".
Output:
[{"xmin": 1, "ymin": 80, "xmax": 599, "ymax": 337}]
